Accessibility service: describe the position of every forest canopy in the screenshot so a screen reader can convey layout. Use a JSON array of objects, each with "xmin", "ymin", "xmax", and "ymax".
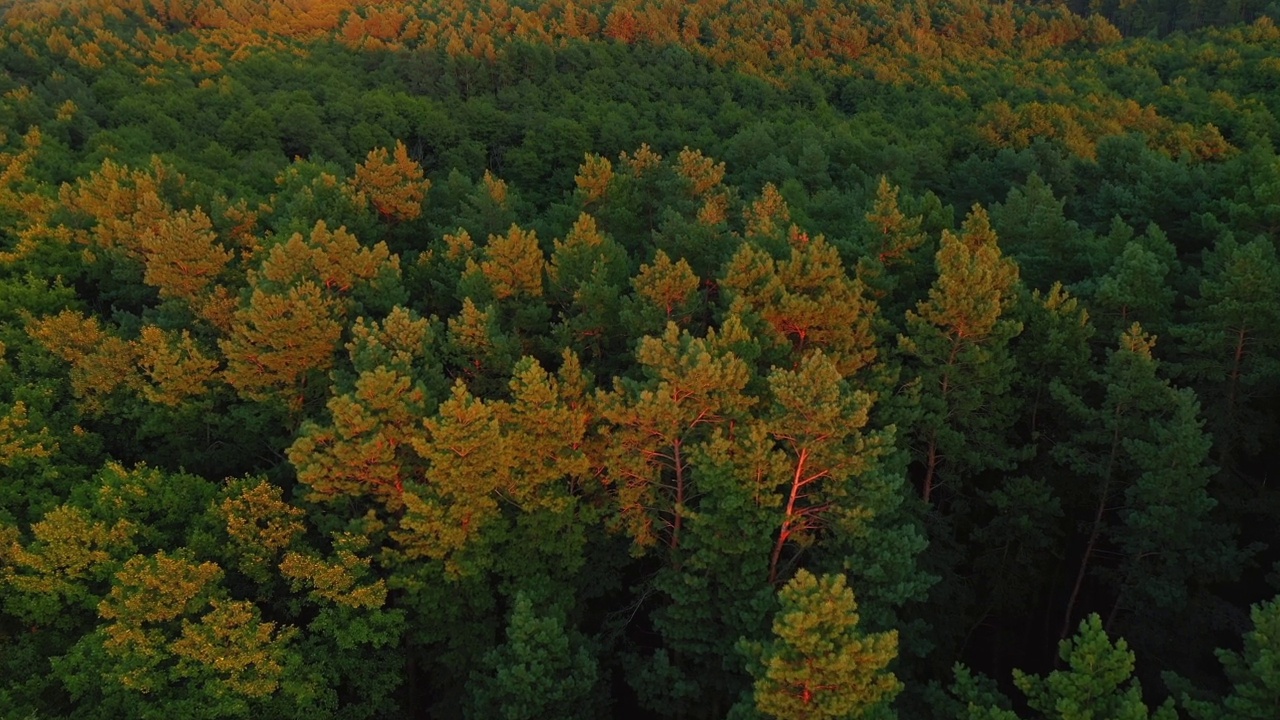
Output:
[{"xmin": 1, "ymin": 0, "xmax": 1279, "ymax": 718}]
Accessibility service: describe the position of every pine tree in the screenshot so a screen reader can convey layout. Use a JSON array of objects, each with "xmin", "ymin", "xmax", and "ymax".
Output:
[
  {"xmin": 1089, "ymin": 236, "xmax": 1177, "ymax": 345},
  {"xmin": 1011, "ymin": 283, "xmax": 1096, "ymax": 452},
  {"xmin": 454, "ymin": 224, "xmax": 553, "ymax": 364},
  {"xmin": 219, "ymin": 282, "xmax": 343, "ymax": 409},
  {"xmin": 484, "ymin": 354, "xmax": 595, "ymax": 597},
  {"xmin": 741, "ymin": 570, "xmax": 901, "ymax": 720},
  {"xmin": 744, "ymin": 183, "xmax": 793, "ymax": 254},
  {"xmin": 575, "ymin": 153, "xmax": 615, "ymax": 206},
  {"xmin": 622, "ymin": 249, "xmax": 703, "ymax": 336},
  {"xmin": 1106, "ymin": 384, "xmax": 1239, "ymax": 629},
  {"xmin": 442, "ymin": 298, "xmax": 522, "ymax": 396},
  {"xmin": 216, "ymin": 478, "xmax": 305, "ymax": 585},
  {"xmin": 762, "ymin": 352, "xmax": 890, "ymax": 586},
  {"xmin": 1013, "ymin": 615, "xmax": 1175, "ymax": 720},
  {"xmin": 899, "ymin": 205, "xmax": 1023, "ymax": 505},
  {"xmin": 724, "ymin": 226, "xmax": 879, "ymax": 378},
  {"xmin": 546, "ymin": 212, "xmax": 631, "ymax": 370},
  {"xmin": 56, "ymin": 157, "xmax": 180, "ymax": 260},
  {"xmin": 2, "ymin": 504, "xmax": 133, "ymax": 629},
  {"xmin": 463, "ymin": 224, "xmax": 546, "ymax": 303},
  {"xmin": 289, "ymin": 365, "xmax": 428, "ymax": 508},
  {"xmin": 855, "ymin": 176, "xmax": 929, "ymax": 320},
  {"xmin": 646, "ymin": 420, "xmax": 781, "ymax": 718},
  {"xmin": 254, "ymin": 219, "xmax": 405, "ymax": 315},
  {"xmin": 1175, "ymin": 236, "xmax": 1280, "ymax": 474},
  {"xmin": 467, "ymin": 593, "xmax": 600, "ymax": 720},
  {"xmin": 266, "ymin": 160, "xmax": 377, "ymax": 241},
  {"xmin": 27, "ymin": 310, "xmax": 141, "ymax": 415},
  {"xmin": 394, "ymin": 380, "xmax": 508, "ymax": 575},
  {"xmin": 89, "ymin": 550, "xmax": 299, "ymax": 715},
  {"xmin": 988, "ymin": 173, "xmax": 1087, "ymax": 290},
  {"xmin": 138, "ymin": 207, "xmax": 233, "ymax": 304},
  {"xmin": 390, "ymin": 354, "xmax": 591, "ymax": 579},
  {"xmin": 598, "ymin": 322, "xmax": 754, "ymax": 553},
  {"xmin": 348, "ymin": 140, "xmax": 430, "ymax": 222},
  {"xmin": 1053, "ymin": 324, "xmax": 1242, "ymax": 644},
  {"xmin": 290, "ymin": 308, "xmax": 445, "ymax": 509},
  {"xmin": 1179, "ymin": 596, "xmax": 1280, "ymax": 720},
  {"xmin": 457, "ymin": 171, "xmax": 521, "ymax": 241}
]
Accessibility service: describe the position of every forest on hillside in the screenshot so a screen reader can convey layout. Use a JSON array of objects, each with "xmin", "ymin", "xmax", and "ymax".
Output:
[{"xmin": 1, "ymin": 0, "xmax": 1279, "ymax": 718}]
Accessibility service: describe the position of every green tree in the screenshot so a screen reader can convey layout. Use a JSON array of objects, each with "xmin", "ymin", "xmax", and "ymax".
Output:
[
  {"xmin": 1013, "ymin": 615, "xmax": 1176, "ymax": 720},
  {"xmin": 762, "ymin": 352, "xmax": 891, "ymax": 586},
  {"xmin": 989, "ymin": 173, "xmax": 1088, "ymax": 291},
  {"xmin": 1175, "ymin": 236, "xmax": 1280, "ymax": 475},
  {"xmin": 467, "ymin": 592, "xmax": 600, "ymax": 720},
  {"xmin": 1088, "ymin": 232, "xmax": 1178, "ymax": 345},
  {"xmin": 899, "ymin": 206, "xmax": 1024, "ymax": 505},
  {"xmin": 546, "ymin": 213, "xmax": 631, "ymax": 372},
  {"xmin": 621, "ymin": 249, "xmax": 705, "ymax": 338},
  {"xmin": 1053, "ymin": 324, "xmax": 1241, "ymax": 645},
  {"xmin": 1178, "ymin": 596, "xmax": 1280, "ymax": 720},
  {"xmin": 854, "ymin": 176, "xmax": 929, "ymax": 322},
  {"xmin": 740, "ymin": 570, "xmax": 901, "ymax": 720}
]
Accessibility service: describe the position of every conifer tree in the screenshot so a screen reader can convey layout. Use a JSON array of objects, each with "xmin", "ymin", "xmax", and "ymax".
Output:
[
  {"xmin": 456, "ymin": 171, "xmax": 521, "ymax": 242},
  {"xmin": 744, "ymin": 183, "xmax": 793, "ymax": 255},
  {"xmin": 219, "ymin": 282, "xmax": 343, "ymax": 409},
  {"xmin": 83, "ymin": 550, "xmax": 302, "ymax": 717},
  {"xmin": 138, "ymin": 207, "xmax": 233, "ymax": 304},
  {"xmin": 391, "ymin": 355, "xmax": 591, "ymax": 579},
  {"xmin": 450, "ymin": 223, "xmax": 552, "ymax": 366},
  {"xmin": 216, "ymin": 478, "xmax": 305, "ymax": 585},
  {"xmin": 289, "ymin": 306, "xmax": 445, "ymax": 508},
  {"xmin": 988, "ymin": 173, "xmax": 1087, "ymax": 290},
  {"xmin": 547, "ymin": 213, "xmax": 631, "ymax": 370},
  {"xmin": 1175, "ymin": 236, "xmax": 1280, "ymax": 474},
  {"xmin": 1011, "ymin": 283, "xmax": 1095, "ymax": 450},
  {"xmin": 289, "ymin": 365, "xmax": 428, "ymax": 508},
  {"xmin": 56, "ymin": 157, "xmax": 180, "ymax": 260},
  {"xmin": 622, "ymin": 249, "xmax": 703, "ymax": 336},
  {"xmin": 442, "ymin": 298, "xmax": 523, "ymax": 396},
  {"xmin": 463, "ymin": 224, "xmax": 546, "ymax": 303},
  {"xmin": 467, "ymin": 592, "xmax": 600, "ymax": 720},
  {"xmin": 575, "ymin": 153, "xmax": 615, "ymax": 207},
  {"xmin": 348, "ymin": 139, "xmax": 430, "ymax": 223},
  {"xmin": 483, "ymin": 354, "xmax": 595, "ymax": 598},
  {"xmin": 1179, "ymin": 597, "xmax": 1280, "ymax": 720},
  {"xmin": 741, "ymin": 570, "xmax": 901, "ymax": 720},
  {"xmin": 1013, "ymin": 615, "xmax": 1175, "ymax": 720},
  {"xmin": 645, "ymin": 419, "xmax": 780, "ymax": 718},
  {"xmin": 266, "ymin": 160, "xmax": 377, "ymax": 241},
  {"xmin": 724, "ymin": 226, "xmax": 879, "ymax": 378},
  {"xmin": 598, "ymin": 322, "xmax": 754, "ymax": 553},
  {"xmin": 855, "ymin": 176, "xmax": 929, "ymax": 320},
  {"xmin": 1089, "ymin": 237, "xmax": 1177, "ymax": 345},
  {"xmin": 1053, "ymin": 324, "xmax": 1241, "ymax": 644},
  {"xmin": 762, "ymin": 352, "xmax": 890, "ymax": 586},
  {"xmin": 27, "ymin": 310, "xmax": 140, "ymax": 415},
  {"xmin": 254, "ymin": 219, "xmax": 404, "ymax": 315},
  {"xmin": 899, "ymin": 206, "xmax": 1023, "ymax": 504}
]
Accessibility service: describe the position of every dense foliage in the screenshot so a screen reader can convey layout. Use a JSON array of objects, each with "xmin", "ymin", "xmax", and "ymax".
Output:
[{"xmin": 1, "ymin": 0, "xmax": 1279, "ymax": 718}]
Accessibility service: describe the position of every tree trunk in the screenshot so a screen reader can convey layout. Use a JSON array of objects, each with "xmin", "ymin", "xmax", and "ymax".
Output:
[
  {"xmin": 671, "ymin": 439, "xmax": 685, "ymax": 554},
  {"xmin": 923, "ymin": 433, "xmax": 939, "ymax": 503},
  {"xmin": 1060, "ymin": 421, "xmax": 1123, "ymax": 646},
  {"xmin": 770, "ymin": 448, "xmax": 809, "ymax": 585}
]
